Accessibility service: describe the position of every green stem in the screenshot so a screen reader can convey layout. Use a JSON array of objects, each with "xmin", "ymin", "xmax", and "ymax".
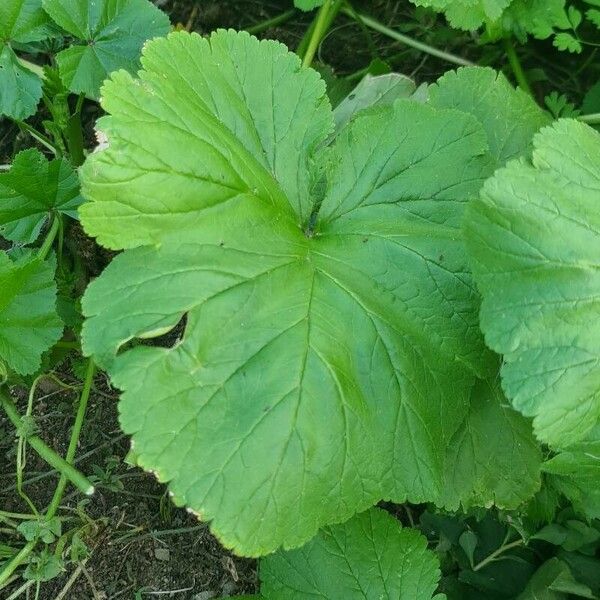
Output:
[
  {"xmin": 15, "ymin": 120, "xmax": 60, "ymax": 156},
  {"xmin": 579, "ymin": 112, "xmax": 600, "ymax": 125},
  {"xmin": 45, "ymin": 359, "xmax": 96, "ymax": 519},
  {"xmin": 246, "ymin": 9, "xmax": 296, "ymax": 35},
  {"xmin": 64, "ymin": 95, "xmax": 85, "ymax": 167},
  {"xmin": 0, "ymin": 541, "xmax": 36, "ymax": 588},
  {"xmin": 503, "ymin": 38, "xmax": 532, "ymax": 96},
  {"xmin": 342, "ymin": 8, "xmax": 474, "ymax": 67},
  {"xmin": 0, "ymin": 511, "xmax": 38, "ymax": 520},
  {"xmin": 38, "ymin": 216, "xmax": 60, "ymax": 260},
  {"xmin": 0, "ymin": 390, "xmax": 94, "ymax": 497},
  {"xmin": 302, "ymin": 0, "xmax": 344, "ymax": 67},
  {"xmin": 473, "ymin": 538, "xmax": 523, "ymax": 572}
]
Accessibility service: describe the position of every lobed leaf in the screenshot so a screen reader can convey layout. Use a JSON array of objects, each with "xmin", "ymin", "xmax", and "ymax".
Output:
[
  {"xmin": 410, "ymin": 0, "xmax": 511, "ymax": 30},
  {"xmin": 0, "ymin": 149, "xmax": 83, "ymax": 245},
  {"xmin": 260, "ymin": 508, "xmax": 441, "ymax": 600},
  {"xmin": 429, "ymin": 67, "xmax": 551, "ymax": 167},
  {"xmin": 42, "ymin": 0, "xmax": 170, "ymax": 97},
  {"xmin": 443, "ymin": 378, "xmax": 542, "ymax": 510},
  {"xmin": 0, "ymin": 252, "xmax": 63, "ymax": 375},
  {"xmin": 79, "ymin": 31, "xmax": 542, "ymax": 555},
  {"xmin": 0, "ymin": 0, "xmax": 51, "ymax": 119},
  {"xmin": 543, "ymin": 428, "xmax": 600, "ymax": 520},
  {"xmin": 465, "ymin": 119, "xmax": 600, "ymax": 448}
]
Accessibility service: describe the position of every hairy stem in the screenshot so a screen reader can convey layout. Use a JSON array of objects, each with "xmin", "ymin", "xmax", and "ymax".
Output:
[{"xmin": 343, "ymin": 9, "xmax": 474, "ymax": 67}]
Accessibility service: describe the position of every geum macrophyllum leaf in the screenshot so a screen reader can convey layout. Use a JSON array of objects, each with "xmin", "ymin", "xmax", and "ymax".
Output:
[
  {"xmin": 502, "ymin": 0, "xmax": 571, "ymax": 40},
  {"xmin": 410, "ymin": 0, "xmax": 512, "ymax": 30},
  {"xmin": 0, "ymin": 149, "xmax": 83, "ymax": 245},
  {"xmin": 466, "ymin": 119, "xmax": 600, "ymax": 449},
  {"xmin": 0, "ymin": 252, "xmax": 63, "ymax": 375},
  {"xmin": 428, "ymin": 67, "xmax": 551, "ymax": 167},
  {"xmin": 0, "ymin": 0, "xmax": 51, "ymax": 119},
  {"xmin": 79, "ymin": 31, "xmax": 542, "ymax": 556},
  {"xmin": 260, "ymin": 508, "xmax": 441, "ymax": 600},
  {"xmin": 443, "ymin": 377, "xmax": 542, "ymax": 509},
  {"xmin": 42, "ymin": 0, "xmax": 170, "ymax": 98},
  {"xmin": 542, "ymin": 426, "xmax": 600, "ymax": 520}
]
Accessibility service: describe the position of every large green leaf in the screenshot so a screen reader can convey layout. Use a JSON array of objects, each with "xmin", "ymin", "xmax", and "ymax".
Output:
[
  {"xmin": 443, "ymin": 378, "xmax": 542, "ymax": 510},
  {"xmin": 79, "ymin": 31, "xmax": 543, "ymax": 555},
  {"xmin": 260, "ymin": 508, "xmax": 441, "ymax": 600},
  {"xmin": 42, "ymin": 0, "xmax": 170, "ymax": 98},
  {"xmin": 428, "ymin": 67, "xmax": 551, "ymax": 166},
  {"xmin": 465, "ymin": 119, "xmax": 600, "ymax": 448},
  {"xmin": 0, "ymin": 149, "xmax": 83, "ymax": 245},
  {"xmin": 0, "ymin": 0, "xmax": 50, "ymax": 119},
  {"xmin": 0, "ymin": 252, "xmax": 62, "ymax": 375},
  {"xmin": 543, "ymin": 428, "xmax": 600, "ymax": 520}
]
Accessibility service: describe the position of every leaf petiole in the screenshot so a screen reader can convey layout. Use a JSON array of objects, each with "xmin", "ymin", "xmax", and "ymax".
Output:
[
  {"xmin": 0, "ymin": 390, "xmax": 94, "ymax": 497},
  {"xmin": 342, "ymin": 8, "xmax": 474, "ymax": 67}
]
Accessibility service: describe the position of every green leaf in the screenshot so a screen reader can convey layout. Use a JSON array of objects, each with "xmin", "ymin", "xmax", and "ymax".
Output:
[
  {"xmin": 23, "ymin": 550, "xmax": 64, "ymax": 582},
  {"xmin": 294, "ymin": 0, "xmax": 324, "ymax": 9},
  {"xmin": 410, "ymin": 0, "xmax": 511, "ymax": 30},
  {"xmin": 42, "ymin": 0, "xmax": 170, "ymax": 98},
  {"xmin": 0, "ymin": 252, "xmax": 62, "ymax": 375},
  {"xmin": 17, "ymin": 517, "xmax": 61, "ymax": 543},
  {"xmin": 543, "ymin": 429, "xmax": 600, "ymax": 520},
  {"xmin": 465, "ymin": 119, "xmax": 600, "ymax": 448},
  {"xmin": 333, "ymin": 73, "xmax": 417, "ymax": 133},
  {"xmin": 587, "ymin": 8, "xmax": 600, "ymax": 28},
  {"xmin": 429, "ymin": 67, "xmax": 551, "ymax": 167},
  {"xmin": 0, "ymin": 149, "xmax": 83, "ymax": 245},
  {"xmin": 518, "ymin": 558, "xmax": 595, "ymax": 599},
  {"xmin": 502, "ymin": 0, "xmax": 570, "ymax": 40},
  {"xmin": 260, "ymin": 508, "xmax": 441, "ymax": 600},
  {"xmin": 79, "ymin": 31, "xmax": 506, "ymax": 556},
  {"xmin": 0, "ymin": 0, "xmax": 50, "ymax": 119},
  {"xmin": 553, "ymin": 32, "xmax": 582, "ymax": 53},
  {"xmin": 443, "ymin": 379, "xmax": 542, "ymax": 510}
]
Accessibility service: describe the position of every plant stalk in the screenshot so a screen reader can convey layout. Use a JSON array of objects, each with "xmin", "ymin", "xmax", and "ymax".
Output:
[
  {"xmin": 503, "ymin": 38, "xmax": 532, "ymax": 96},
  {"xmin": 64, "ymin": 95, "xmax": 86, "ymax": 167},
  {"xmin": 45, "ymin": 359, "xmax": 96, "ymax": 519},
  {"xmin": 15, "ymin": 121, "xmax": 59, "ymax": 156},
  {"xmin": 38, "ymin": 216, "xmax": 60, "ymax": 260},
  {"xmin": 473, "ymin": 539, "xmax": 523, "ymax": 572},
  {"xmin": 0, "ymin": 541, "xmax": 36, "ymax": 588},
  {"xmin": 0, "ymin": 390, "xmax": 94, "ymax": 496},
  {"xmin": 246, "ymin": 9, "xmax": 296, "ymax": 35},
  {"xmin": 302, "ymin": 0, "xmax": 344, "ymax": 67},
  {"xmin": 580, "ymin": 112, "xmax": 600, "ymax": 125},
  {"xmin": 342, "ymin": 8, "xmax": 474, "ymax": 67}
]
